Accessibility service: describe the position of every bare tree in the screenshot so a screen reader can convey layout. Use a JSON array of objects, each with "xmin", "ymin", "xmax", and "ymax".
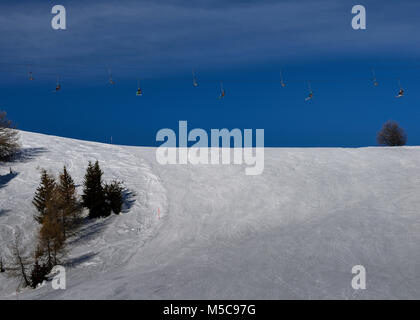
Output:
[
  {"xmin": 0, "ymin": 251, "xmax": 5, "ymax": 273},
  {"xmin": 6, "ymin": 230, "xmax": 32, "ymax": 287},
  {"xmin": 0, "ymin": 111, "xmax": 20, "ymax": 161},
  {"xmin": 377, "ymin": 121, "xmax": 407, "ymax": 146}
]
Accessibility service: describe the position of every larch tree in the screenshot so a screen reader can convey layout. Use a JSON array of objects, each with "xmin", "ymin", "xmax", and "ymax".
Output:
[{"xmin": 38, "ymin": 210, "xmax": 65, "ymax": 269}]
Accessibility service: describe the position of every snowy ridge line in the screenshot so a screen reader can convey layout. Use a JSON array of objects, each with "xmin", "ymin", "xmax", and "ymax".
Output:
[{"xmin": 1, "ymin": 130, "xmax": 420, "ymax": 299}]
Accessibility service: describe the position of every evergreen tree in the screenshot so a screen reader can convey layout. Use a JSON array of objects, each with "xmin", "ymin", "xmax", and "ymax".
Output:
[
  {"xmin": 57, "ymin": 166, "xmax": 82, "ymax": 238},
  {"xmin": 104, "ymin": 180, "xmax": 124, "ymax": 215},
  {"xmin": 32, "ymin": 169, "xmax": 56, "ymax": 224},
  {"xmin": 30, "ymin": 259, "xmax": 46, "ymax": 288},
  {"xmin": 30, "ymin": 247, "xmax": 51, "ymax": 288},
  {"xmin": 82, "ymin": 161, "xmax": 106, "ymax": 218}
]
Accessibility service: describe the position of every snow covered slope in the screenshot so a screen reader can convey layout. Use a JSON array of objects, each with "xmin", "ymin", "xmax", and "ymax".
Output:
[{"xmin": 0, "ymin": 131, "xmax": 419, "ymax": 299}]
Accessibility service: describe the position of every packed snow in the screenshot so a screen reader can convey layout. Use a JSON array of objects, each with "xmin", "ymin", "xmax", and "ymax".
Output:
[{"xmin": 0, "ymin": 131, "xmax": 419, "ymax": 299}]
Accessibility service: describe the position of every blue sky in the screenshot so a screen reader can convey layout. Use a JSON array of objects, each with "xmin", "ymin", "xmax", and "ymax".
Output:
[{"xmin": 1, "ymin": 0, "xmax": 420, "ymax": 147}]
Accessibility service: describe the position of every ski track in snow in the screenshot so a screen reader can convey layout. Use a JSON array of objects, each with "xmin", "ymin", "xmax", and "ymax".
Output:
[{"xmin": 0, "ymin": 131, "xmax": 419, "ymax": 299}]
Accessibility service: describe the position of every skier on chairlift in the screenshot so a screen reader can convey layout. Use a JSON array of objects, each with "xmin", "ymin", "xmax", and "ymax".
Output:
[
  {"xmin": 371, "ymin": 68, "xmax": 379, "ymax": 86},
  {"xmin": 396, "ymin": 88, "xmax": 404, "ymax": 98},
  {"xmin": 136, "ymin": 80, "xmax": 142, "ymax": 96},
  {"xmin": 396, "ymin": 80, "xmax": 404, "ymax": 98},
  {"xmin": 280, "ymin": 70, "xmax": 286, "ymax": 87},
  {"xmin": 219, "ymin": 82, "xmax": 225, "ymax": 99},
  {"xmin": 27, "ymin": 65, "xmax": 34, "ymax": 81},
  {"xmin": 54, "ymin": 77, "xmax": 61, "ymax": 92},
  {"xmin": 305, "ymin": 81, "xmax": 313, "ymax": 101},
  {"xmin": 192, "ymin": 69, "xmax": 198, "ymax": 87},
  {"xmin": 305, "ymin": 91, "xmax": 313, "ymax": 101},
  {"xmin": 108, "ymin": 69, "xmax": 115, "ymax": 85}
]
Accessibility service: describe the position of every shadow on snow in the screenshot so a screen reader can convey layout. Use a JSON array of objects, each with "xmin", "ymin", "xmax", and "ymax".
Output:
[{"xmin": 0, "ymin": 172, "xmax": 18, "ymax": 189}]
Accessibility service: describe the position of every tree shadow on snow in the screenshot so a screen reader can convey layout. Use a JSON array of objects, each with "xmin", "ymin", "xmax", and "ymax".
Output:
[
  {"xmin": 64, "ymin": 252, "xmax": 99, "ymax": 268},
  {"xmin": 7, "ymin": 147, "xmax": 47, "ymax": 163},
  {"xmin": 122, "ymin": 189, "xmax": 136, "ymax": 213},
  {"xmin": 0, "ymin": 209, "xmax": 11, "ymax": 217},
  {"xmin": 0, "ymin": 172, "xmax": 18, "ymax": 189},
  {"xmin": 67, "ymin": 216, "xmax": 113, "ymax": 246},
  {"xmin": 67, "ymin": 187, "xmax": 137, "ymax": 245}
]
